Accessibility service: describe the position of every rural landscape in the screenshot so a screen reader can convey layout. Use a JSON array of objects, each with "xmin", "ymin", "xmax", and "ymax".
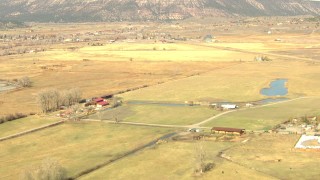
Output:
[{"xmin": 1, "ymin": 0, "xmax": 320, "ymax": 179}]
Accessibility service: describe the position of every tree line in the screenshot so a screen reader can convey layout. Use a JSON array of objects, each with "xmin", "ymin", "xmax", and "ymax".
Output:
[{"xmin": 37, "ymin": 88, "xmax": 82, "ymax": 113}]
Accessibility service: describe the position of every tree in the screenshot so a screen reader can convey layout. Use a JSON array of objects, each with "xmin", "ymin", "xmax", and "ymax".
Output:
[
  {"xmin": 21, "ymin": 158, "xmax": 67, "ymax": 180},
  {"xmin": 37, "ymin": 89, "xmax": 51, "ymax": 113},
  {"xmin": 111, "ymin": 96, "xmax": 122, "ymax": 108},
  {"xmin": 69, "ymin": 88, "xmax": 82, "ymax": 105},
  {"xmin": 68, "ymin": 104, "xmax": 80, "ymax": 121},
  {"xmin": 37, "ymin": 88, "xmax": 82, "ymax": 113},
  {"xmin": 194, "ymin": 141, "xmax": 206, "ymax": 174},
  {"xmin": 193, "ymin": 140, "xmax": 215, "ymax": 175},
  {"xmin": 17, "ymin": 76, "xmax": 32, "ymax": 87}
]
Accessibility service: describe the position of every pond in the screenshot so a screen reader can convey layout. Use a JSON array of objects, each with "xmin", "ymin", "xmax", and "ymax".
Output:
[{"xmin": 260, "ymin": 79, "xmax": 288, "ymax": 96}]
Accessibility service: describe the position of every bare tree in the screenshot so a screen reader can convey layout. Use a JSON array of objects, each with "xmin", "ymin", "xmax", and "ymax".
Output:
[
  {"xmin": 21, "ymin": 158, "xmax": 67, "ymax": 180},
  {"xmin": 61, "ymin": 88, "xmax": 82, "ymax": 106},
  {"xmin": 194, "ymin": 141, "xmax": 206, "ymax": 174},
  {"xmin": 68, "ymin": 104, "xmax": 80, "ymax": 121},
  {"xmin": 37, "ymin": 89, "xmax": 51, "ymax": 113},
  {"xmin": 69, "ymin": 88, "xmax": 82, "ymax": 105},
  {"xmin": 111, "ymin": 96, "xmax": 122, "ymax": 108},
  {"xmin": 37, "ymin": 88, "xmax": 82, "ymax": 113},
  {"xmin": 60, "ymin": 90, "xmax": 70, "ymax": 107},
  {"xmin": 51, "ymin": 89, "xmax": 60, "ymax": 110},
  {"xmin": 193, "ymin": 140, "xmax": 215, "ymax": 175},
  {"xmin": 17, "ymin": 76, "xmax": 32, "ymax": 87}
]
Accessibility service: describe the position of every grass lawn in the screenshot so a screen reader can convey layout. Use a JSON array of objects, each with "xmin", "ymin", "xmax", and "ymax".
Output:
[
  {"xmin": 225, "ymin": 134, "xmax": 320, "ymax": 179},
  {"xmin": 91, "ymin": 105, "xmax": 218, "ymax": 125},
  {"xmin": 203, "ymin": 97, "xmax": 320, "ymax": 130},
  {"xmin": 0, "ymin": 116, "xmax": 57, "ymax": 138},
  {"xmin": 81, "ymin": 140, "xmax": 274, "ymax": 180},
  {"xmin": 0, "ymin": 122, "xmax": 173, "ymax": 179}
]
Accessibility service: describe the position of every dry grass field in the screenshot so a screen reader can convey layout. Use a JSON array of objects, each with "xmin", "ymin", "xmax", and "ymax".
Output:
[
  {"xmin": 224, "ymin": 134, "xmax": 320, "ymax": 179},
  {"xmin": 81, "ymin": 140, "xmax": 275, "ymax": 180},
  {"xmin": 0, "ymin": 116, "xmax": 57, "ymax": 138},
  {"xmin": 13, "ymin": 43, "xmax": 255, "ymax": 62},
  {"xmin": 90, "ymin": 104, "xmax": 218, "ymax": 125},
  {"xmin": 0, "ymin": 122, "xmax": 172, "ymax": 179},
  {"xmin": 120, "ymin": 60, "xmax": 320, "ymax": 102},
  {"xmin": 203, "ymin": 97, "xmax": 320, "ymax": 130},
  {"xmin": 0, "ymin": 58, "xmax": 234, "ymax": 116},
  {"xmin": 1, "ymin": 21, "xmax": 320, "ymax": 180}
]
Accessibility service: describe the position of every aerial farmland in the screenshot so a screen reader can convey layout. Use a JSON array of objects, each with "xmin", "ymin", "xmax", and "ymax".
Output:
[{"xmin": 1, "ymin": 14, "xmax": 320, "ymax": 179}]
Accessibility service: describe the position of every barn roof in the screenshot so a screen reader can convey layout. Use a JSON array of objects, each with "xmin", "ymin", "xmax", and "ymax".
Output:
[
  {"xmin": 94, "ymin": 97, "xmax": 104, "ymax": 102},
  {"xmin": 98, "ymin": 101, "xmax": 109, "ymax": 106},
  {"xmin": 212, "ymin": 127, "xmax": 245, "ymax": 133}
]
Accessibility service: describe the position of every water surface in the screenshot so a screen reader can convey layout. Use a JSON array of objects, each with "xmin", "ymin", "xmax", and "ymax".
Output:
[{"xmin": 260, "ymin": 79, "xmax": 288, "ymax": 96}]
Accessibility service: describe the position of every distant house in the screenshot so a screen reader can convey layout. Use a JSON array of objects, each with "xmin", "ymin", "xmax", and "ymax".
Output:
[
  {"xmin": 220, "ymin": 104, "xmax": 238, "ymax": 109},
  {"xmin": 94, "ymin": 97, "xmax": 104, "ymax": 103},
  {"xmin": 97, "ymin": 101, "xmax": 109, "ymax": 108},
  {"xmin": 211, "ymin": 127, "xmax": 245, "ymax": 136}
]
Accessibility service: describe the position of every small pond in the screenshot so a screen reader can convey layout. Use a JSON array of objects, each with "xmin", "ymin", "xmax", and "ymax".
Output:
[{"xmin": 260, "ymin": 79, "xmax": 288, "ymax": 96}]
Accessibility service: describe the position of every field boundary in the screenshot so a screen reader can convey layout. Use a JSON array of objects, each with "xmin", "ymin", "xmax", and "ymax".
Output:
[
  {"xmin": 0, "ymin": 120, "xmax": 64, "ymax": 142},
  {"xmin": 217, "ymin": 143, "xmax": 281, "ymax": 180},
  {"xmin": 82, "ymin": 119, "xmax": 210, "ymax": 129}
]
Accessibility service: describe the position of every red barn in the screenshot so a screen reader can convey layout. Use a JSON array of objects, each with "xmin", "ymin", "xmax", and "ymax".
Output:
[
  {"xmin": 97, "ymin": 101, "xmax": 109, "ymax": 107},
  {"xmin": 94, "ymin": 97, "xmax": 104, "ymax": 103}
]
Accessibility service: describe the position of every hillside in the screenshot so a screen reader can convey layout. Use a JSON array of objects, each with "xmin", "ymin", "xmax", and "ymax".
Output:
[{"xmin": 0, "ymin": 0, "xmax": 320, "ymax": 22}]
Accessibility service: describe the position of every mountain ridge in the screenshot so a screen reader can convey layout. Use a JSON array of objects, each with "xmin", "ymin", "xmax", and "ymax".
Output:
[{"xmin": 0, "ymin": 0, "xmax": 320, "ymax": 22}]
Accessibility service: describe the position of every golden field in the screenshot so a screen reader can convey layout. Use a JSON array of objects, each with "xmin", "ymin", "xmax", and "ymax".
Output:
[{"xmin": 1, "ymin": 20, "xmax": 320, "ymax": 180}]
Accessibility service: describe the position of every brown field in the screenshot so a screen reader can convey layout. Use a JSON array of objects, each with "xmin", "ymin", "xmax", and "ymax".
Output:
[
  {"xmin": 120, "ymin": 60, "xmax": 320, "ymax": 102},
  {"xmin": 81, "ymin": 137, "xmax": 276, "ymax": 180},
  {"xmin": 0, "ymin": 59, "xmax": 235, "ymax": 116},
  {"xmin": 225, "ymin": 134, "xmax": 320, "ymax": 179}
]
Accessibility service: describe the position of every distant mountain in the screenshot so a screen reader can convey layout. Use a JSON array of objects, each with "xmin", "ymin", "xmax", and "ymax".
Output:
[{"xmin": 0, "ymin": 0, "xmax": 320, "ymax": 22}]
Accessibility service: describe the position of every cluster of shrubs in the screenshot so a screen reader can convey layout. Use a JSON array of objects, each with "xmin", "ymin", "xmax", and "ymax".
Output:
[
  {"xmin": 254, "ymin": 56, "xmax": 272, "ymax": 61},
  {"xmin": 0, "ymin": 113, "xmax": 28, "ymax": 124}
]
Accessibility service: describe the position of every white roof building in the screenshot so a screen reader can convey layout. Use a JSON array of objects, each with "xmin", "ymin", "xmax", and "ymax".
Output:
[{"xmin": 221, "ymin": 104, "xmax": 237, "ymax": 109}]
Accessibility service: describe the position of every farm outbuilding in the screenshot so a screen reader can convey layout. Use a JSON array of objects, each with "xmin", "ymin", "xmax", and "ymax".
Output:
[
  {"xmin": 220, "ymin": 104, "xmax": 238, "ymax": 109},
  {"xmin": 97, "ymin": 101, "xmax": 109, "ymax": 108},
  {"xmin": 211, "ymin": 127, "xmax": 245, "ymax": 136},
  {"xmin": 94, "ymin": 97, "xmax": 104, "ymax": 103}
]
